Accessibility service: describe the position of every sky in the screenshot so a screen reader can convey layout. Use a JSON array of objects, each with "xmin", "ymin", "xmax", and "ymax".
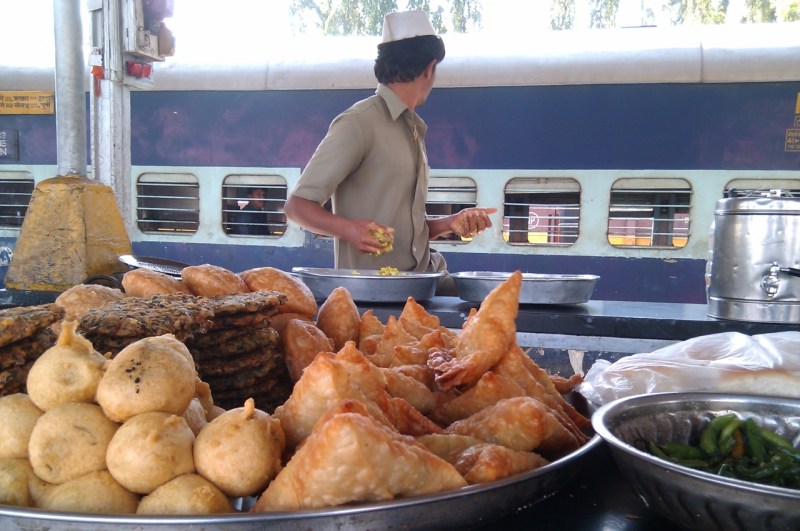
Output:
[{"xmin": 0, "ymin": 0, "xmax": 759, "ymax": 66}]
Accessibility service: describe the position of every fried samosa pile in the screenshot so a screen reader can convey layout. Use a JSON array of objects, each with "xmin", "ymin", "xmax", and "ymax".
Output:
[{"xmin": 0, "ymin": 268, "xmax": 590, "ymax": 516}]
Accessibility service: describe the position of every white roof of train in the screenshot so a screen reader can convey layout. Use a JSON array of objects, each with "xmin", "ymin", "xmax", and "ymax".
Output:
[{"xmin": 2, "ymin": 23, "xmax": 799, "ymax": 91}]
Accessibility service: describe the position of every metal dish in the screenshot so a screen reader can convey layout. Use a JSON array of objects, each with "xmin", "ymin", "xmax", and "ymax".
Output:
[
  {"xmin": 592, "ymin": 392, "xmax": 800, "ymax": 531},
  {"xmin": 292, "ymin": 267, "xmax": 444, "ymax": 302},
  {"xmin": 118, "ymin": 255, "xmax": 191, "ymax": 277},
  {"xmin": 0, "ymin": 434, "xmax": 602, "ymax": 530},
  {"xmin": 451, "ymin": 271, "xmax": 599, "ymax": 304}
]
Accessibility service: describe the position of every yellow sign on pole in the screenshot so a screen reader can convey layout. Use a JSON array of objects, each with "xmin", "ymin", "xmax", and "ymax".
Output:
[{"xmin": 0, "ymin": 91, "xmax": 55, "ymax": 115}]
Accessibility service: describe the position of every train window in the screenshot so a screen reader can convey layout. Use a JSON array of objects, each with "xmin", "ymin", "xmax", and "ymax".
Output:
[
  {"xmin": 503, "ymin": 178, "xmax": 580, "ymax": 246},
  {"xmin": 135, "ymin": 173, "xmax": 199, "ymax": 233},
  {"xmin": 427, "ymin": 177, "xmax": 477, "ymax": 242},
  {"xmin": 724, "ymin": 179, "xmax": 800, "ymax": 198},
  {"xmin": 607, "ymin": 178, "xmax": 691, "ymax": 248},
  {"xmin": 222, "ymin": 175, "xmax": 288, "ymax": 236},
  {"xmin": 0, "ymin": 171, "xmax": 34, "ymax": 229}
]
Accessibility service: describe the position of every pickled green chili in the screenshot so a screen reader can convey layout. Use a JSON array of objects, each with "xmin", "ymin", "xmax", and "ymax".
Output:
[{"xmin": 646, "ymin": 413, "xmax": 800, "ymax": 490}]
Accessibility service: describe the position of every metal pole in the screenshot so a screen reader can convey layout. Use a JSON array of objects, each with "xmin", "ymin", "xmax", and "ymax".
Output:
[{"xmin": 53, "ymin": 0, "xmax": 87, "ymax": 176}]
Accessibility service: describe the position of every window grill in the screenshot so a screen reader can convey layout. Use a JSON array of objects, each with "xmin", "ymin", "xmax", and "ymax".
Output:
[
  {"xmin": 222, "ymin": 175, "xmax": 288, "ymax": 236},
  {"xmin": 136, "ymin": 173, "xmax": 199, "ymax": 233},
  {"xmin": 608, "ymin": 178, "xmax": 691, "ymax": 248},
  {"xmin": 503, "ymin": 177, "xmax": 581, "ymax": 246},
  {"xmin": 0, "ymin": 172, "xmax": 35, "ymax": 229}
]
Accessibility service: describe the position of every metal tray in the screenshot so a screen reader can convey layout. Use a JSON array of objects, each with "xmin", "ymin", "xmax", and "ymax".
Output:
[
  {"xmin": 292, "ymin": 267, "xmax": 444, "ymax": 302},
  {"xmin": 118, "ymin": 255, "xmax": 191, "ymax": 277},
  {"xmin": 451, "ymin": 271, "xmax": 600, "ymax": 305},
  {"xmin": 0, "ymin": 434, "xmax": 602, "ymax": 530}
]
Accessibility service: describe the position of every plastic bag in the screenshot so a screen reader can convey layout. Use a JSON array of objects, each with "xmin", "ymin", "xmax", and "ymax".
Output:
[{"xmin": 577, "ymin": 331, "xmax": 800, "ymax": 406}]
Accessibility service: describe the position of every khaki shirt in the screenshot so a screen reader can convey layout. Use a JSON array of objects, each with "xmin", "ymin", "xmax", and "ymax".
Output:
[{"xmin": 292, "ymin": 84, "xmax": 446, "ymax": 273}]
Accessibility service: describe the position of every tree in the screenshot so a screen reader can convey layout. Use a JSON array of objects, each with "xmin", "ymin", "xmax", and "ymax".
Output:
[
  {"xmin": 550, "ymin": 0, "xmax": 576, "ymax": 29},
  {"xmin": 590, "ymin": 0, "xmax": 620, "ymax": 28},
  {"xmin": 289, "ymin": 0, "xmax": 482, "ymax": 36},
  {"xmin": 667, "ymin": 0, "xmax": 730, "ymax": 25}
]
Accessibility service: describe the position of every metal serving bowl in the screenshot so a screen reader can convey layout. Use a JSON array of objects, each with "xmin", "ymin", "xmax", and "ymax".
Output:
[
  {"xmin": 451, "ymin": 271, "xmax": 599, "ymax": 304},
  {"xmin": 591, "ymin": 392, "xmax": 800, "ymax": 531}
]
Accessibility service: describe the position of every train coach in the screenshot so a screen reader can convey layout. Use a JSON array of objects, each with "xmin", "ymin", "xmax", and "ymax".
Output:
[{"xmin": 1, "ymin": 22, "xmax": 799, "ymax": 303}]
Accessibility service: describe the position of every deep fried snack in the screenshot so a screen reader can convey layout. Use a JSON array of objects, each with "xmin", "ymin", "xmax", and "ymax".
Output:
[
  {"xmin": 106, "ymin": 411, "xmax": 196, "ymax": 494},
  {"xmin": 446, "ymin": 396, "xmax": 580, "ymax": 455},
  {"xmin": 282, "ymin": 319, "xmax": 334, "ymax": 383},
  {"xmin": 429, "ymin": 270, "xmax": 522, "ymax": 390},
  {"xmin": 78, "ymin": 293, "xmax": 214, "ymax": 340},
  {"xmin": 137, "ymin": 473, "xmax": 234, "ymax": 515},
  {"xmin": 239, "ymin": 266, "xmax": 317, "ymax": 317},
  {"xmin": 121, "ymin": 268, "xmax": 192, "ymax": 297},
  {"xmin": 207, "ymin": 290, "xmax": 285, "ymax": 315},
  {"xmin": 0, "ymin": 458, "xmax": 34, "ymax": 507},
  {"xmin": 39, "ymin": 470, "xmax": 139, "ymax": 514},
  {"xmin": 26, "ymin": 321, "xmax": 107, "ymax": 411},
  {"xmin": 0, "ymin": 304, "xmax": 64, "ymax": 349},
  {"xmin": 28, "ymin": 402, "xmax": 119, "ymax": 485},
  {"xmin": 96, "ymin": 334, "xmax": 197, "ymax": 422},
  {"xmin": 274, "ymin": 353, "xmax": 388, "ymax": 449},
  {"xmin": 266, "ymin": 311, "xmax": 311, "ymax": 337},
  {"xmin": 55, "ymin": 284, "xmax": 126, "ymax": 322},
  {"xmin": 316, "ymin": 286, "xmax": 360, "ymax": 351},
  {"xmin": 454, "ymin": 443, "xmax": 549, "ymax": 484},
  {"xmin": 380, "ymin": 367, "xmax": 437, "ymax": 415},
  {"xmin": 194, "ymin": 398, "xmax": 285, "ymax": 497},
  {"xmin": 190, "ymin": 324, "xmax": 279, "ymax": 358},
  {"xmin": 181, "ymin": 264, "xmax": 249, "ymax": 297},
  {"xmin": 252, "ymin": 412, "xmax": 466, "ymax": 512},
  {"xmin": 0, "ymin": 393, "xmax": 43, "ymax": 459},
  {"xmin": 182, "ymin": 398, "xmax": 208, "ymax": 436},
  {"xmin": 429, "ymin": 371, "xmax": 526, "ymax": 426},
  {"xmin": 0, "ymin": 327, "xmax": 56, "ymax": 371}
]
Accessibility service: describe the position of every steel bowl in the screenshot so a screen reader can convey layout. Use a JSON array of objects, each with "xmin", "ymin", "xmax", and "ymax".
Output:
[
  {"xmin": 292, "ymin": 267, "xmax": 444, "ymax": 302},
  {"xmin": 591, "ymin": 392, "xmax": 800, "ymax": 531},
  {"xmin": 451, "ymin": 271, "xmax": 599, "ymax": 304}
]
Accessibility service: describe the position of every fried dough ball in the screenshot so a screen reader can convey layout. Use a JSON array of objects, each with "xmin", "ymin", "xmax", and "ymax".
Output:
[
  {"xmin": 0, "ymin": 458, "xmax": 34, "ymax": 507},
  {"xmin": 0, "ymin": 394, "xmax": 43, "ymax": 459},
  {"xmin": 181, "ymin": 264, "xmax": 249, "ymax": 297},
  {"xmin": 282, "ymin": 319, "xmax": 334, "ymax": 382},
  {"xmin": 194, "ymin": 398, "xmax": 285, "ymax": 497},
  {"xmin": 106, "ymin": 411, "xmax": 195, "ymax": 494},
  {"xmin": 136, "ymin": 473, "xmax": 233, "ymax": 515},
  {"xmin": 182, "ymin": 398, "xmax": 208, "ymax": 436},
  {"xmin": 239, "ymin": 266, "xmax": 317, "ymax": 317},
  {"xmin": 121, "ymin": 268, "xmax": 192, "ymax": 297},
  {"xmin": 27, "ymin": 402, "xmax": 119, "ymax": 485},
  {"xmin": 316, "ymin": 286, "xmax": 360, "ymax": 351},
  {"xmin": 39, "ymin": 470, "xmax": 139, "ymax": 514},
  {"xmin": 96, "ymin": 334, "xmax": 197, "ymax": 423},
  {"xmin": 25, "ymin": 321, "xmax": 107, "ymax": 411},
  {"xmin": 55, "ymin": 284, "xmax": 126, "ymax": 322}
]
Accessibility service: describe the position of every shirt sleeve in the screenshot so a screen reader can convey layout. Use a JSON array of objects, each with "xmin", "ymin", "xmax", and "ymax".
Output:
[{"xmin": 292, "ymin": 112, "xmax": 368, "ymax": 205}]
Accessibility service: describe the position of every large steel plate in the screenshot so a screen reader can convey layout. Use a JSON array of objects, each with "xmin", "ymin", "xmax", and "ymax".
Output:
[
  {"xmin": 0, "ymin": 434, "xmax": 602, "ymax": 530},
  {"xmin": 451, "ymin": 271, "xmax": 600, "ymax": 304},
  {"xmin": 292, "ymin": 267, "xmax": 444, "ymax": 302},
  {"xmin": 118, "ymin": 255, "xmax": 191, "ymax": 277}
]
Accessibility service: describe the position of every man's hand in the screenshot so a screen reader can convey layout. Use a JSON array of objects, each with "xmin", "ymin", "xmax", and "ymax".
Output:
[{"xmin": 450, "ymin": 207, "xmax": 497, "ymax": 238}]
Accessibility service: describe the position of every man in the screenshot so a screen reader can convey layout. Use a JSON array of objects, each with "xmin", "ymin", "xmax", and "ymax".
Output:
[
  {"xmin": 284, "ymin": 10, "xmax": 494, "ymax": 292},
  {"xmin": 231, "ymin": 187, "xmax": 270, "ymax": 235}
]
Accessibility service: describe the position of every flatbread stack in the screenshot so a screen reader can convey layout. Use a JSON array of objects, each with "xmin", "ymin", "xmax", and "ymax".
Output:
[
  {"xmin": 0, "ymin": 304, "xmax": 63, "ymax": 396},
  {"xmin": 185, "ymin": 291, "xmax": 294, "ymax": 412},
  {"xmin": 77, "ymin": 293, "xmax": 215, "ymax": 357}
]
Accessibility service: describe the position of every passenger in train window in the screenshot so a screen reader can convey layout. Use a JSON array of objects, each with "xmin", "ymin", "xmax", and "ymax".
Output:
[
  {"xmin": 230, "ymin": 187, "xmax": 270, "ymax": 235},
  {"xmin": 284, "ymin": 10, "xmax": 494, "ymax": 293}
]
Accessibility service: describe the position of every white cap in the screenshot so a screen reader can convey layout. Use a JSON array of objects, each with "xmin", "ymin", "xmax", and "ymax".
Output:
[{"xmin": 381, "ymin": 10, "xmax": 436, "ymax": 43}]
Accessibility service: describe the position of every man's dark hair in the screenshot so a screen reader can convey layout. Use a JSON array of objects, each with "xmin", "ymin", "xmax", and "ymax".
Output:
[{"xmin": 374, "ymin": 35, "xmax": 445, "ymax": 84}]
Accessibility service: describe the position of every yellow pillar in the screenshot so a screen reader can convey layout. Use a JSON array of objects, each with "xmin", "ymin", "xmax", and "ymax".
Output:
[{"xmin": 5, "ymin": 174, "xmax": 132, "ymax": 292}]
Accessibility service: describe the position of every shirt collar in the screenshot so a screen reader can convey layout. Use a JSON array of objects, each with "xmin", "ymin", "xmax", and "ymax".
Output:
[{"xmin": 376, "ymin": 84, "xmax": 409, "ymax": 121}]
